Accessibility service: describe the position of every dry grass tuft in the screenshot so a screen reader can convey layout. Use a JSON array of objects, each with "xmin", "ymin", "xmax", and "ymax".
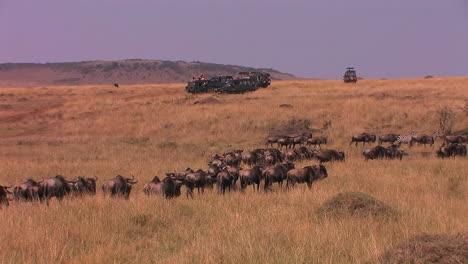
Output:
[
  {"xmin": 316, "ymin": 191, "xmax": 398, "ymax": 219},
  {"xmin": 372, "ymin": 233, "xmax": 468, "ymax": 264}
]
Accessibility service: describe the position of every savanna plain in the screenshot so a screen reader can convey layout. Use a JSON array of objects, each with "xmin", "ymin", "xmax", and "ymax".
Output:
[{"xmin": 0, "ymin": 78, "xmax": 467, "ymax": 264}]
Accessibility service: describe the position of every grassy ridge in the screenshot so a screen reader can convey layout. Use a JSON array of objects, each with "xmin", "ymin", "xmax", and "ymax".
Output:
[{"xmin": 0, "ymin": 78, "xmax": 467, "ymax": 263}]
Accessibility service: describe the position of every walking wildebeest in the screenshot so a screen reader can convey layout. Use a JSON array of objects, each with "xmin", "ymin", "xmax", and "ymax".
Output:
[
  {"xmin": 239, "ymin": 166, "xmax": 263, "ymax": 191},
  {"xmin": 69, "ymin": 176, "xmax": 98, "ymax": 195},
  {"xmin": 286, "ymin": 165, "xmax": 328, "ymax": 189},
  {"xmin": 216, "ymin": 170, "xmax": 234, "ymax": 195},
  {"xmin": 184, "ymin": 169, "xmax": 207, "ymax": 198},
  {"xmin": 41, "ymin": 175, "xmax": 75, "ymax": 205},
  {"xmin": 143, "ymin": 176, "xmax": 182, "ymax": 199},
  {"xmin": 314, "ymin": 150, "xmax": 345, "ymax": 163},
  {"xmin": 102, "ymin": 175, "xmax": 138, "ymax": 199},
  {"xmin": 412, "ymin": 131, "xmax": 439, "ymax": 147},
  {"xmin": 307, "ymin": 137, "xmax": 328, "ymax": 149},
  {"xmin": 263, "ymin": 162, "xmax": 295, "ymax": 191},
  {"xmin": 350, "ymin": 133, "xmax": 376, "ymax": 147},
  {"xmin": 0, "ymin": 185, "xmax": 12, "ymax": 207},
  {"xmin": 378, "ymin": 133, "xmax": 399, "ymax": 145},
  {"xmin": 13, "ymin": 179, "xmax": 43, "ymax": 202}
]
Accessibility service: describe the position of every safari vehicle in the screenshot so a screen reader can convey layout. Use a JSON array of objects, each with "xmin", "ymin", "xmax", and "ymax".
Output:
[
  {"xmin": 185, "ymin": 79, "xmax": 210, "ymax": 93},
  {"xmin": 343, "ymin": 67, "xmax": 358, "ymax": 83},
  {"xmin": 239, "ymin": 71, "xmax": 271, "ymax": 87},
  {"xmin": 185, "ymin": 75, "xmax": 234, "ymax": 93},
  {"xmin": 214, "ymin": 77, "xmax": 258, "ymax": 94}
]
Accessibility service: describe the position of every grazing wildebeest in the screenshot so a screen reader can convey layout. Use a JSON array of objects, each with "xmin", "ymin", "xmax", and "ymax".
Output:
[
  {"xmin": 13, "ymin": 179, "xmax": 43, "ymax": 202},
  {"xmin": 143, "ymin": 176, "xmax": 182, "ymax": 199},
  {"xmin": 315, "ymin": 150, "xmax": 345, "ymax": 163},
  {"xmin": 378, "ymin": 133, "xmax": 399, "ymax": 145},
  {"xmin": 184, "ymin": 169, "xmax": 207, "ymax": 198},
  {"xmin": 286, "ymin": 165, "xmax": 328, "ymax": 189},
  {"xmin": 216, "ymin": 170, "xmax": 234, "ymax": 195},
  {"xmin": 436, "ymin": 143, "xmax": 467, "ymax": 158},
  {"xmin": 362, "ymin": 145, "xmax": 388, "ymax": 160},
  {"xmin": 350, "ymin": 133, "xmax": 376, "ymax": 147},
  {"xmin": 70, "ymin": 176, "xmax": 98, "ymax": 195},
  {"xmin": 239, "ymin": 166, "xmax": 263, "ymax": 191},
  {"xmin": 307, "ymin": 137, "xmax": 328, "ymax": 149},
  {"xmin": 263, "ymin": 162, "xmax": 295, "ymax": 191},
  {"xmin": 0, "ymin": 185, "xmax": 12, "ymax": 207},
  {"xmin": 413, "ymin": 131, "xmax": 439, "ymax": 147},
  {"xmin": 102, "ymin": 175, "xmax": 138, "ymax": 199},
  {"xmin": 41, "ymin": 175, "xmax": 75, "ymax": 205}
]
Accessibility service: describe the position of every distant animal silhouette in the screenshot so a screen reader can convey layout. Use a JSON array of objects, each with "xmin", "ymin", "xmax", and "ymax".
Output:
[{"xmin": 113, "ymin": 83, "xmax": 119, "ymax": 88}]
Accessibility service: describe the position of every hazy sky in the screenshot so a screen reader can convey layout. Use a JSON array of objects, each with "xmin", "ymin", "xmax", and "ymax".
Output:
[{"xmin": 1, "ymin": 0, "xmax": 467, "ymax": 78}]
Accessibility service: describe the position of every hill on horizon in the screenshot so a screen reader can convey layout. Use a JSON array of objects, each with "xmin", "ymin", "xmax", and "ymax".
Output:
[{"xmin": 0, "ymin": 60, "xmax": 297, "ymax": 87}]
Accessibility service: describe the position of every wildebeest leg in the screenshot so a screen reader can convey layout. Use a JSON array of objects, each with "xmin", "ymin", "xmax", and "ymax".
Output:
[{"xmin": 307, "ymin": 182, "xmax": 312, "ymax": 189}]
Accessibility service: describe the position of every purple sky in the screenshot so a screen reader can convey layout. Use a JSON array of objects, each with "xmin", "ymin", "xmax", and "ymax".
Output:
[{"xmin": 1, "ymin": 0, "xmax": 467, "ymax": 78}]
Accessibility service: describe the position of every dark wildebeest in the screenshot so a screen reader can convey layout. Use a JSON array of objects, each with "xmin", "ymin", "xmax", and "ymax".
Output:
[
  {"xmin": 277, "ymin": 136, "xmax": 293, "ymax": 149},
  {"xmin": 286, "ymin": 165, "xmax": 328, "ymax": 189},
  {"xmin": 443, "ymin": 135, "xmax": 467, "ymax": 145},
  {"xmin": 265, "ymin": 136, "xmax": 280, "ymax": 147},
  {"xmin": 436, "ymin": 143, "xmax": 467, "ymax": 158},
  {"xmin": 239, "ymin": 166, "xmax": 263, "ymax": 191},
  {"xmin": 184, "ymin": 169, "xmax": 207, "ymax": 198},
  {"xmin": 307, "ymin": 137, "xmax": 328, "ymax": 149},
  {"xmin": 216, "ymin": 170, "xmax": 235, "ymax": 195},
  {"xmin": 386, "ymin": 145, "xmax": 408, "ymax": 160},
  {"xmin": 143, "ymin": 176, "xmax": 182, "ymax": 199},
  {"xmin": 206, "ymin": 165, "xmax": 221, "ymax": 188},
  {"xmin": 362, "ymin": 145, "xmax": 388, "ymax": 160},
  {"xmin": 102, "ymin": 175, "xmax": 138, "ymax": 199},
  {"xmin": 13, "ymin": 179, "xmax": 43, "ymax": 202},
  {"xmin": 350, "ymin": 133, "xmax": 376, "ymax": 147},
  {"xmin": 263, "ymin": 162, "xmax": 295, "ymax": 191},
  {"xmin": 70, "ymin": 176, "xmax": 98, "ymax": 195},
  {"xmin": 223, "ymin": 152, "xmax": 241, "ymax": 167},
  {"xmin": 242, "ymin": 151, "xmax": 263, "ymax": 166},
  {"xmin": 378, "ymin": 133, "xmax": 399, "ymax": 145},
  {"xmin": 0, "ymin": 185, "xmax": 12, "ymax": 207},
  {"xmin": 224, "ymin": 166, "xmax": 240, "ymax": 188},
  {"xmin": 412, "ymin": 131, "xmax": 440, "ymax": 147},
  {"xmin": 113, "ymin": 83, "xmax": 119, "ymax": 88},
  {"xmin": 315, "ymin": 150, "xmax": 345, "ymax": 163},
  {"xmin": 41, "ymin": 175, "xmax": 76, "ymax": 205}
]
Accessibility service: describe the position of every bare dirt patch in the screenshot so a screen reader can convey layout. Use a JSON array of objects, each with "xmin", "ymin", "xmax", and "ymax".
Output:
[
  {"xmin": 316, "ymin": 192, "xmax": 398, "ymax": 219},
  {"xmin": 268, "ymin": 118, "xmax": 318, "ymax": 137},
  {"xmin": 372, "ymin": 233, "xmax": 467, "ymax": 264}
]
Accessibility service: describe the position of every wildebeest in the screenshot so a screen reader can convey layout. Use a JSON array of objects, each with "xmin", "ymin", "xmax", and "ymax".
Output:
[
  {"xmin": 307, "ymin": 137, "xmax": 328, "ymax": 149},
  {"xmin": 143, "ymin": 176, "xmax": 182, "ymax": 199},
  {"xmin": 277, "ymin": 136, "xmax": 293, "ymax": 149},
  {"xmin": 216, "ymin": 170, "xmax": 234, "ymax": 195},
  {"xmin": 184, "ymin": 169, "xmax": 207, "ymax": 198},
  {"xmin": 436, "ymin": 143, "xmax": 467, "ymax": 158},
  {"xmin": 265, "ymin": 136, "xmax": 280, "ymax": 147},
  {"xmin": 362, "ymin": 145, "xmax": 387, "ymax": 160},
  {"xmin": 386, "ymin": 145, "xmax": 408, "ymax": 160},
  {"xmin": 350, "ymin": 133, "xmax": 376, "ymax": 147},
  {"xmin": 378, "ymin": 133, "xmax": 399, "ymax": 145},
  {"xmin": 314, "ymin": 149, "xmax": 345, "ymax": 163},
  {"xmin": 239, "ymin": 166, "xmax": 263, "ymax": 191},
  {"xmin": 263, "ymin": 162, "xmax": 295, "ymax": 191},
  {"xmin": 102, "ymin": 175, "xmax": 138, "ymax": 199},
  {"xmin": 0, "ymin": 185, "xmax": 12, "ymax": 207},
  {"xmin": 412, "ymin": 131, "xmax": 439, "ymax": 147},
  {"xmin": 41, "ymin": 175, "xmax": 75, "ymax": 205},
  {"xmin": 443, "ymin": 135, "xmax": 467, "ymax": 145},
  {"xmin": 113, "ymin": 83, "xmax": 119, "ymax": 88},
  {"xmin": 69, "ymin": 176, "xmax": 98, "ymax": 195},
  {"xmin": 13, "ymin": 179, "xmax": 43, "ymax": 202},
  {"xmin": 286, "ymin": 165, "xmax": 328, "ymax": 189}
]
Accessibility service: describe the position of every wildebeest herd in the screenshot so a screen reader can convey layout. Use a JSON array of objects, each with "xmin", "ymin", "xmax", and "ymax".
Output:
[{"xmin": 0, "ymin": 131, "xmax": 465, "ymax": 207}]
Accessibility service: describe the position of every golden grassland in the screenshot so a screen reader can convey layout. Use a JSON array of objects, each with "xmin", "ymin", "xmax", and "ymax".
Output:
[{"xmin": 0, "ymin": 78, "xmax": 467, "ymax": 264}]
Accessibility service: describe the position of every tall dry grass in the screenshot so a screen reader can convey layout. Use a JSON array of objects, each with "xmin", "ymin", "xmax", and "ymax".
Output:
[{"xmin": 0, "ymin": 78, "xmax": 467, "ymax": 264}]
